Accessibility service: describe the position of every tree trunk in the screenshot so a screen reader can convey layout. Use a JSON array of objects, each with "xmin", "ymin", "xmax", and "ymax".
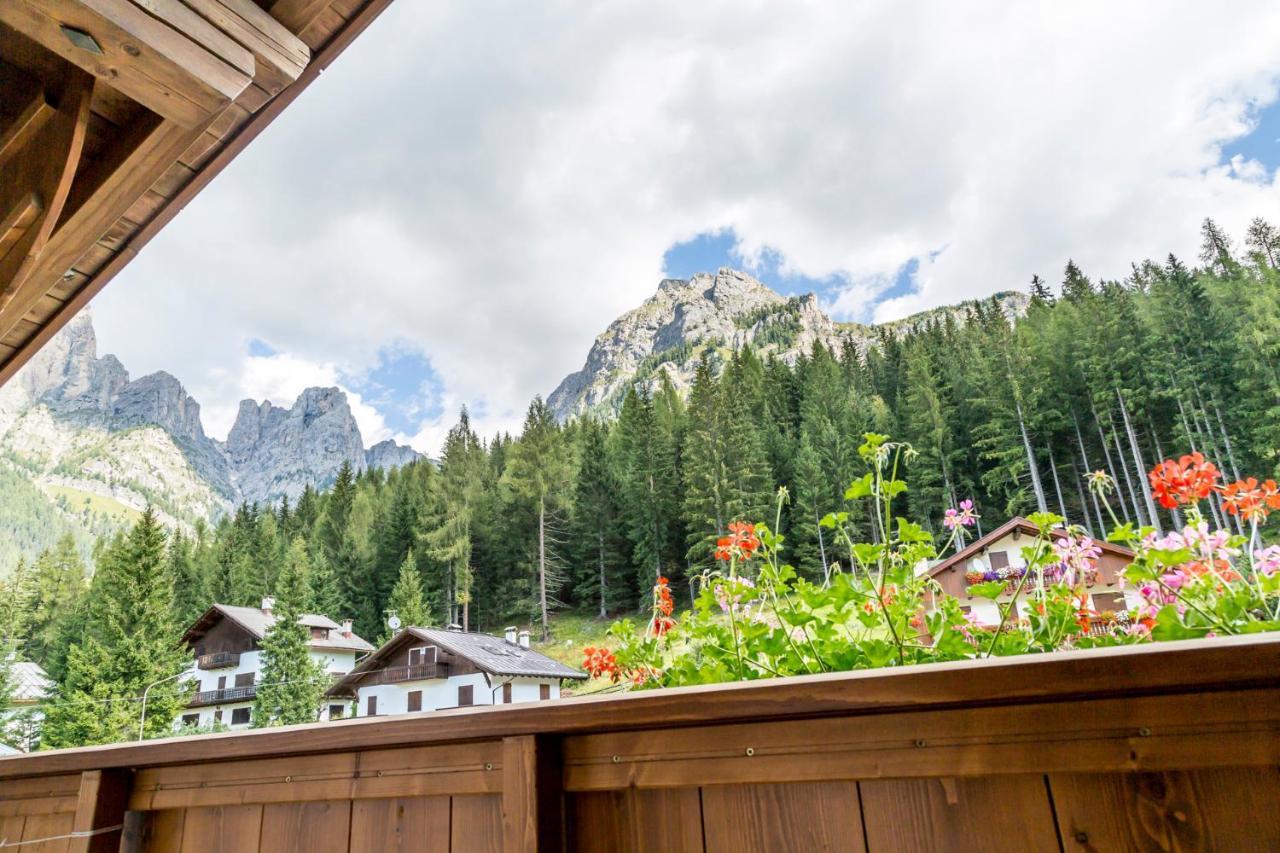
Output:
[
  {"xmin": 1072, "ymin": 459, "xmax": 1094, "ymax": 536},
  {"xmin": 1207, "ymin": 389, "xmax": 1242, "ymax": 482},
  {"xmin": 597, "ymin": 530, "xmax": 607, "ymax": 620},
  {"xmin": 1150, "ymin": 426, "xmax": 1182, "ymax": 530},
  {"xmin": 538, "ymin": 498, "xmax": 549, "ymax": 642},
  {"xmin": 1105, "ymin": 408, "xmax": 1145, "ymax": 525},
  {"xmin": 816, "ymin": 513, "xmax": 829, "ymax": 585},
  {"xmin": 1072, "ymin": 416, "xmax": 1106, "ymax": 533},
  {"xmin": 1015, "ymin": 397, "xmax": 1048, "ymax": 514},
  {"xmin": 1092, "ymin": 404, "xmax": 1130, "ymax": 524},
  {"xmin": 1117, "ymin": 389, "xmax": 1161, "ymax": 533},
  {"xmin": 1048, "ymin": 453, "xmax": 1069, "ymax": 522}
]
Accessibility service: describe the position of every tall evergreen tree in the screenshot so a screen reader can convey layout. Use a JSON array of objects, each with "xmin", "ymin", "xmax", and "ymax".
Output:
[
  {"xmin": 382, "ymin": 549, "xmax": 431, "ymax": 641},
  {"xmin": 252, "ymin": 537, "xmax": 328, "ymax": 727}
]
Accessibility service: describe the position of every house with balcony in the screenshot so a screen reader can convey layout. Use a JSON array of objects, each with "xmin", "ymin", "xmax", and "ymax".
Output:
[
  {"xmin": 925, "ymin": 517, "xmax": 1138, "ymax": 630},
  {"xmin": 1, "ymin": 656, "xmax": 51, "ymax": 753},
  {"xmin": 178, "ymin": 599, "xmax": 375, "ymax": 730},
  {"xmin": 328, "ymin": 626, "xmax": 587, "ymax": 718}
]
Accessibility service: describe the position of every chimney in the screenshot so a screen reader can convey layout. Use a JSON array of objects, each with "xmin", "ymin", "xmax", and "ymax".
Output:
[
  {"xmin": 341, "ymin": 619, "xmax": 353, "ymax": 638},
  {"xmin": 517, "ymin": 630, "xmax": 530, "ymax": 649},
  {"xmin": 447, "ymin": 623, "xmax": 463, "ymax": 632},
  {"xmin": 504, "ymin": 626, "xmax": 518, "ymax": 645},
  {"xmin": 261, "ymin": 596, "xmax": 275, "ymax": 614}
]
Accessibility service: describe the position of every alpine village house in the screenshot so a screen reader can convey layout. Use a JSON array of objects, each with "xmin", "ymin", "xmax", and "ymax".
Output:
[
  {"xmin": 178, "ymin": 601, "xmax": 586, "ymax": 730},
  {"xmin": 924, "ymin": 516, "xmax": 1138, "ymax": 630}
]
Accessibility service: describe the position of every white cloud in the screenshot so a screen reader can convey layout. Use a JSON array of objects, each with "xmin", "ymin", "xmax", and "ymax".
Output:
[{"xmin": 88, "ymin": 1, "xmax": 1280, "ymax": 455}]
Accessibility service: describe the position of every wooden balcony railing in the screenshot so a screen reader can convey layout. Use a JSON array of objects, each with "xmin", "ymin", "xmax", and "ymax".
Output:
[
  {"xmin": 367, "ymin": 663, "xmax": 438, "ymax": 685},
  {"xmin": 3, "ymin": 634, "xmax": 1278, "ymax": 851},
  {"xmin": 196, "ymin": 651, "xmax": 241, "ymax": 670},
  {"xmin": 187, "ymin": 685, "xmax": 256, "ymax": 707}
]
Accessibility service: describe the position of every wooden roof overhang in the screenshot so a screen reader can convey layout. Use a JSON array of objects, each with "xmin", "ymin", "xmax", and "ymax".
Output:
[
  {"xmin": 927, "ymin": 516, "xmax": 1135, "ymax": 580},
  {"xmin": 0, "ymin": 0, "xmax": 395, "ymax": 387}
]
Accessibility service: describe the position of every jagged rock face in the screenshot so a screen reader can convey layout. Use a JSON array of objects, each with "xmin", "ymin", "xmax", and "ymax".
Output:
[
  {"xmin": 548, "ymin": 269, "xmax": 868, "ymax": 419},
  {"xmin": 366, "ymin": 439, "xmax": 422, "ymax": 472},
  {"xmin": 0, "ymin": 310, "xmax": 421, "ymax": 556},
  {"xmin": 548, "ymin": 268, "xmax": 1029, "ymax": 420},
  {"xmin": 225, "ymin": 387, "xmax": 369, "ymax": 505}
]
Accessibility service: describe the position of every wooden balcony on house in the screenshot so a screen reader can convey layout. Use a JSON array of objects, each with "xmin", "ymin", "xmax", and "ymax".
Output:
[
  {"xmin": 3, "ymin": 633, "xmax": 1278, "ymax": 851},
  {"xmin": 196, "ymin": 651, "xmax": 241, "ymax": 670},
  {"xmin": 366, "ymin": 663, "xmax": 439, "ymax": 685},
  {"xmin": 187, "ymin": 685, "xmax": 256, "ymax": 707}
]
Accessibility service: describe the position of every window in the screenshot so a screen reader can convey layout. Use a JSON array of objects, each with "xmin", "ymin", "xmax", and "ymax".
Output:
[
  {"xmin": 216, "ymin": 675, "xmax": 226, "ymax": 690},
  {"xmin": 1092, "ymin": 592, "xmax": 1127, "ymax": 613},
  {"xmin": 366, "ymin": 695, "xmax": 378, "ymax": 717},
  {"xmin": 458, "ymin": 685, "xmax": 474, "ymax": 706},
  {"xmin": 408, "ymin": 646, "xmax": 437, "ymax": 666},
  {"xmin": 311, "ymin": 627, "xmax": 328, "ymax": 639},
  {"xmin": 408, "ymin": 690, "xmax": 422, "ymax": 712},
  {"xmin": 989, "ymin": 550, "xmax": 1010, "ymax": 570},
  {"xmin": 230, "ymin": 708, "xmax": 250, "ymax": 725},
  {"xmin": 234, "ymin": 672, "xmax": 255, "ymax": 688},
  {"xmin": 539, "ymin": 684, "xmax": 551, "ymax": 701},
  {"xmin": 328, "ymin": 705, "xmax": 344, "ymax": 720},
  {"xmin": 181, "ymin": 714, "xmax": 199, "ymax": 727}
]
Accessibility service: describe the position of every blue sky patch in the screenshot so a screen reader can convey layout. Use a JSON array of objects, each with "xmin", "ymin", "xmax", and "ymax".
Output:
[
  {"xmin": 247, "ymin": 338, "xmax": 278, "ymax": 358},
  {"xmin": 342, "ymin": 343, "xmax": 445, "ymax": 437},
  {"xmin": 1222, "ymin": 100, "xmax": 1280, "ymax": 172}
]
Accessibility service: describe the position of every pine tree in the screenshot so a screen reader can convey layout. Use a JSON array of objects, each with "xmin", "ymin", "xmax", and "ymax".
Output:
[
  {"xmin": 569, "ymin": 418, "xmax": 627, "ymax": 617},
  {"xmin": 502, "ymin": 397, "xmax": 574, "ymax": 640},
  {"xmin": 25, "ymin": 535, "xmax": 89, "ymax": 681},
  {"xmin": 41, "ymin": 509, "xmax": 188, "ymax": 747},
  {"xmin": 422, "ymin": 408, "xmax": 488, "ymax": 628},
  {"xmin": 252, "ymin": 538, "xmax": 328, "ymax": 727},
  {"xmin": 382, "ymin": 549, "xmax": 430, "ymax": 641},
  {"xmin": 167, "ymin": 530, "xmax": 207, "ymax": 629}
]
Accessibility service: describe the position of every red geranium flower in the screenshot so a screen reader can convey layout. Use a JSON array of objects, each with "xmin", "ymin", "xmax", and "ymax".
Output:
[
  {"xmin": 582, "ymin": 646, "xmax": 619, "ymax": 681},
  {"xmin": 1221, "ymin": 477, "xmax": 1280, "ymax": 523},
  {"xmin": 1149, "ymin": 452, "xmax": 1220, "ymax": 509},
  {"xmin": 715, "ymin": 521, "xmax": 760, "ymax": 561}
]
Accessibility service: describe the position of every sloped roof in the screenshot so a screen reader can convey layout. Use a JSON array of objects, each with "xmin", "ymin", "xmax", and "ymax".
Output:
[
  {"xmin": 181, "ymin": 604, "xmax": 375, "ymax": 653},
  {"xmin": 7, "ymin": 660, "xmax": 52, "ymax": 703},
  {"xmin": 329, "ymin": 626, "xmax": 587, "ymax": 695},
  {"xmin": 928, "ymin": 516, "xmax": 1134, "ymax": 579}
]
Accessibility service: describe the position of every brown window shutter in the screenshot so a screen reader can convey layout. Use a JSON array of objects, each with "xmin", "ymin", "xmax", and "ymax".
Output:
[
  {"xmin": 539, "ymin": 684, "xmax": 551, "ymax": 701},
  {"xmin": 408, "ymin": 690, "xmax": 422, "ymax": 712},
  {"xmin": 367, "ymin": 695, "xmax": 377, "ymax": 716},
  {"xmin": 458, "ymin": 685, "xmax": 474, "ymax": 706},
  {"xmin": 989, "ymin": 550, "xmax": 1010, "ymax": 570},
  {"xmin": 234, "ymin": 672, "xmax": 255, "ymax": 688},
  {"xmin": 217, "ymin": 676, "xmax": 226, "ymax": 690}
]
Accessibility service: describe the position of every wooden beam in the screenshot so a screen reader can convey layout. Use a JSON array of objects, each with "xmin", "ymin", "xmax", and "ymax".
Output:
[
  {"xmin": 0, "ymin": 0, "xmax": 394, "ymax": 387},
  {"xmin": 0, "ymin": 113, "xmax": 211, "ymax": 347},
  {"xmin": 264, "ymin": 0, "xmax": 331, "ymax": 35},
  {"xmin": 0, "ymin": 84, "xmax": 55, "ymax": 168},
  {"xmin": 180, "ymin": 0, "xmax": 309, "ymax": 96},
  {"xmin": 69, "ymin": 769, "xmax": 131, "ymax": 853},
  {"xmin": 0, "ymin": 66, "xmax": 93, "ymax": 313},
  {"xmin": 0, "ymin": 0, "xmax": 253, "ymax": 128},
  {"xmin": 502, "ymin": 736, "xmax": 563, "ymax": 853}
]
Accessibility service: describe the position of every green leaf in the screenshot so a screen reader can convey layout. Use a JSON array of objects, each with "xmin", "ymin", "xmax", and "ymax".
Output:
[
  {"xmin": 967, "ymin": 581, "xmax": 1006, "ymax": 601},
  {"xmin": 844, "ymin": 474, "xmax": 874, "ymax": 501},
  {"xmin": 895, "ymin": 518, "xmax": 931, "ymax": 544},
  {"xmin": 1149, "ymin": 606, "xmax": 1211, "ymax": 641}
]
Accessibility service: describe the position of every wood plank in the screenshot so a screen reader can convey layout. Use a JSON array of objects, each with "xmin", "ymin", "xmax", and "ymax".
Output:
[
  {"xmin": 0, "ymin": 85, "xmax": 55, "ymax": 168},
  {"xmin": 1049, "ymin": 768, "xmax": 1280, "ymax": 851},
  {"xmin": 68, "ymin": 769, "xmax": 131, "ymax": 853},
  {"xmin": 4, "ymin": 634, "xmax": 1280, "ymax": 782},
  {"xmin": 701, "ymin": 782, "xmax": 863, "ymax": 853},
  {"xmin": 177, "ymin": 805, "xmax": 262, "ymax": 853},
  {"xmin": 298, "ymin": 8, "xmax": 346, "ymax": 52},
  {"xmin": 564, "ymin": 687, "xmax": 1280, "ymax": 790},
  {"xmin": 178, "ymin": 0, "xmax": 308, "ymax": 95},
  {"xmin": 567, "ymin": 788, "xmax": 704, "ymax": 853},
  {"xmin": 501, "ymin": 736, "xmax": 561, "ymax": 853},
  {"xmin": 266, "ymin": 0, "xmax": 332, "ymax": 35},
  {"xmin": 0, "ymin": 815, "xmax": 27, "ymax": 851},
  {"xmin": 18, "ymin": 810, "xmax": 75, "ymax": 853},
  {"xmin": 349, "ymin": 797, "xmax": 448, "ymax": 853},
  {"xmin": 258, "ymin": 801, "xmax": 350, "ymax": 853},
  {"xmin": 138, "ymin": 809, "xmax": 185, "ymax": 853},
  {"xmin": 859, "ymin": 775, "xmax": 1059, "ymax": 853},
  {"xmin": 0, "ymin": 0, "xmax": 252, "ymax": 128},
  {"xmin": 450, "ymin": 796, "xmax": 502, "ymax": 853}
]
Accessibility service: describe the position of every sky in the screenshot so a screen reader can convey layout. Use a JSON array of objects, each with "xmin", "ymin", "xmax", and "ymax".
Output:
[{"xmin": 88, "ymin": 1, "xmax": 1280, "ymax": 455}]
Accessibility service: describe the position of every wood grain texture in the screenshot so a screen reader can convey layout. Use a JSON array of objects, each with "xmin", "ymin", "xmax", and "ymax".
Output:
[
  {"xmin": 69, "ymin": 769, "xmax": 131, "ymax": 853},
  {"xmin": 701, "ymin": 782, "xmax": 864, "ymax": 853},
  {"xmin": 859, "ymin": 776, "xmax": 1059, "ymax": 853},
  {"xmin": 0, "ymin": 0, "xmax": 251, "ymax": 127},
  {"xmin": 501, "ymin": 736, "xmax": 561, "ymax": 853},
  {"xmin": 349, "ymin": 796, "xmax": 448, "ymax": 853},
  {"xmin": 451, "ymin": 795, "xmax": 502, "ymax": 853},
  {"xmin": 1050, "ymin": 767, "xmax": 1280, "ymax": 852},
  {"xmin": 567, "ymin": 788, "xmax": 704, "ymax": 853},
  {"xmin": 17, "ymin": 810, "xmax": 74, "ymax": 853},
  {"xmin": 138, "ymin": 810, "xmax": 185, "ymax": 853},
  {"xmin": 258, "ymin": 801, "xmax": 351, "ymax": 853},
  {"xmin": 176, "ymin": 805, "xmax": 262, "ymax": 853}
]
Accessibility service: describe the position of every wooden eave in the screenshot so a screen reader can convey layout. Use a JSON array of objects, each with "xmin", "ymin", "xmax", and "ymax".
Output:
[
  {"xmin": 927, "ymin": 516, "xmax": 1135, "ymax": 579},
  {"xmin": 0, "ymin": 0, "xmax": 396, "ymax": 387}
]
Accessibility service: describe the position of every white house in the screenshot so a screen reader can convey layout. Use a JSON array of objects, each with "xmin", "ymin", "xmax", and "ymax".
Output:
[
  {"xmin": 178, "ymin": 599, "xmax": 375, "ymax": 731},
  {"xmin": 925, "ymin": 517, "xmax": 1140, "ymax": 626},
  {"xmin": 328, "ymin": 626, "xmax": 587, "ymax": 718},
  {"xmin": 1, "ymin": 656, "xmax": 51, "ymax": 752}
]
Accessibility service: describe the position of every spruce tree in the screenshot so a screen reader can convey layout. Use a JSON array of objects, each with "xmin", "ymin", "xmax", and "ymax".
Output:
[
  {"xmin": 569, "ymin": 418, "xmax": 627, "ymax": 617},
  {"xmin": 251, "ymin": 538, "xmax": 328, "ymax": 727},
  {"xmin": 381, "ymin": 549, "xmax": 430, "ymax": 642},
  {"xmin": 422, "ymin": 408, "xmax": 488, "ymax": 628},
  {"xmin": 41, "ymin": 509, "xmax": 188, "ymax": 747}
]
